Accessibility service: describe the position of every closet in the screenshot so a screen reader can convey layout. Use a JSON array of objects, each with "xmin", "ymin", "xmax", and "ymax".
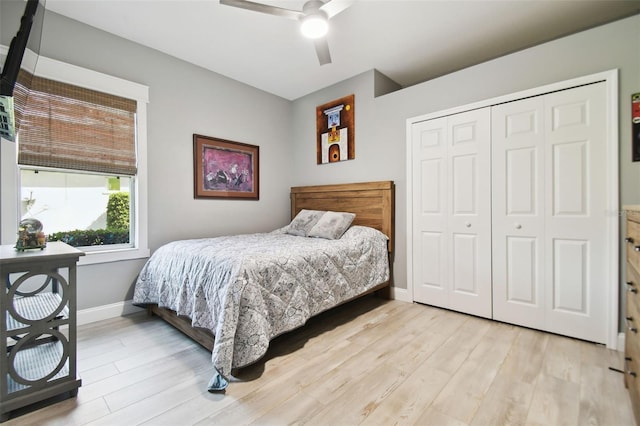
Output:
[{"xmin": 408, "ymin": 76, "xmax": 614, "ymax": 345}]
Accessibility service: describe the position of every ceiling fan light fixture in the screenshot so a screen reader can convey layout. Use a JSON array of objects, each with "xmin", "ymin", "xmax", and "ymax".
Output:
[{"xmin": 300, "ymin": 12, "xmax": 328, "ymax": 39}]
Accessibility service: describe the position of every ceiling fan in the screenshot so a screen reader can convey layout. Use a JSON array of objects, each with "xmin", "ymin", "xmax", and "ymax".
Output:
[{"xmin": 219, "ymin": 0, "xmax": 353, "ymax": 65}]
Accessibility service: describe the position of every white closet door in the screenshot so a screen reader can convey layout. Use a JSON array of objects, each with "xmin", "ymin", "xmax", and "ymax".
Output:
[
  {"xmin": 492, "ymin": 82, "xmax": 608, "ymax": 343},
  {"xmin": 492, "ymin": 97, "xmax": 546, "ymax": 329},
  {"xmin": 412, "ymin": 116, "xmax": 448, "ymax": 308},
  {"xmin": 412, "ymin": 108, "xmax": 492, "ymax": 318},
  {"xmin": 543, "ymin": 83, "xmax": 607, "ymax": 343},
  {"xmin": 446, "ymin": 110, "xmax": 492, "ymax": 317}
]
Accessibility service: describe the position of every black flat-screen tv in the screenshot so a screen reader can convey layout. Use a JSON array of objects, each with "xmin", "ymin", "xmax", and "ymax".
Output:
[{"xmin": 0, "ymin": 0, "xmax": 45, "ymax": 141}]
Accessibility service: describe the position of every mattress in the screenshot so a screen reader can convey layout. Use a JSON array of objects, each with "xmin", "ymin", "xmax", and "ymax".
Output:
[{"xmin": 133, "ymin": 225, "xmax": 390, "ymax": 389}]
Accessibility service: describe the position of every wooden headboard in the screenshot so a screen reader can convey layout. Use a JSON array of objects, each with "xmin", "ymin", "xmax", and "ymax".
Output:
[{"xmin": 290, "ymin": 181, "xmax": 395, "ymax": 253}]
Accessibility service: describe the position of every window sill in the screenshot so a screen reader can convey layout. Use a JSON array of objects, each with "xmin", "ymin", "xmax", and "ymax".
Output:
[{"xmin": 77, "ymin": 246, "xmax": 150, "ymax": 266}]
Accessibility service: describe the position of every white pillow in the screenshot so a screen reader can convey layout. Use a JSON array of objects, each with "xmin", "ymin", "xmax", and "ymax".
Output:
[
  {"xmin": 308, "ymin": 211, "xmax": 356, "ymax": 240},
  {"xmin": 285, "ymin": 209, "xmax": 325, "ymax": 236}
]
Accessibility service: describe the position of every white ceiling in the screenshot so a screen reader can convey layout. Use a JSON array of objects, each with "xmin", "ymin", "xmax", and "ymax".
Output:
[{"xmin": 43, "ymin": 0, "xmax": 640, "ymax": 100}]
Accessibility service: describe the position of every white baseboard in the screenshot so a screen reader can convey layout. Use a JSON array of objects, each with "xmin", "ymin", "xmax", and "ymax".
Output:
[
  {"xmin": 391, "ymin": 287, "xmax": 411, "ymax": 303},
  {"xmin": 618, "ymin": 332, "xmax": 625, "ymax": 353},
  {"xmin": 77, "ymin": 300, "xmax": 144, "ymax": 326}
]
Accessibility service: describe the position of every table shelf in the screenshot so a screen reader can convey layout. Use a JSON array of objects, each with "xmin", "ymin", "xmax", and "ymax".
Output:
[
  {"xmin": 6, "ymin": 293, "xmax": 69, "ymax": 332},
  {"xmin": 7, "ymin": 340, "xmax": 68, "ymax": 394},
  {"xmin": 0, "ymin": 242, "xmax": 83, "ymax": 422}
]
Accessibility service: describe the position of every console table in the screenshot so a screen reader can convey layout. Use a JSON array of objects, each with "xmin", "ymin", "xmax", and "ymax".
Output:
[{"xmin": 0, "ymin": 241, "xmax": 84, "ymax": 422}]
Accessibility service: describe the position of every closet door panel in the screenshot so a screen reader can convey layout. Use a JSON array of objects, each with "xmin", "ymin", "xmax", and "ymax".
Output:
[
  {"xmin": 552, "ymin": 238, "xmax": 588, "ymax": 313},
  {"xmin": 544, "ymin": 83, "xmax": 607, "ymax": 343},
  {"xmin": 447, "ymin": 109, "xmax": 492, "ymax": 318},
  {"xmin": 420, "ymin": 232, "xmax": 444, "ymax": 290},
  {"xmin": 452, "ymin": 154, "xmax": 477, "ymax": 214},
  {"xmin": 412, "ymin": 117, "xmax": 448, "ymax": 308},
  {"xmin": 412, "ymin": 108, "xmax": 491, "ymax": 318},
  {"xmin": 506, "ymin": 236, "xmax": 538, "ymax": 304},
  {"xmin": 452, "ymin": 233, "xmax": 478, "ymax": 294},
  {"xmin": 506, "ymin": 148, "xmax": 537, "ymax": 215},
  {"xmin": 552, "ymin": 141, "xmax": 587, "ymax": 216},
  {"xmin": 492, "ymin": 97, "xmax": 546, "ymax": 328}
]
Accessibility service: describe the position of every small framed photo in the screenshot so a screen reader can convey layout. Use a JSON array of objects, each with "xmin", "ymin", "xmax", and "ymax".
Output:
[
  {"xmin": 316, "ymin": 94, "xmax": 355, "ymax": 164},
  {"xmin": 193, "ymin": 134, "xmax": 259, "ymax": 200}
]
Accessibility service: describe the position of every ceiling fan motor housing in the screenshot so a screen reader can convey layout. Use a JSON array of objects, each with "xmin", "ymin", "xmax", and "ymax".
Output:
[
  {"xmin": 303, "ymin": 0, "xmax": 326, "ymax": 15},
  {"xmin": 300, "ymin": 0, "xmax": 329, "ymax": 39}
]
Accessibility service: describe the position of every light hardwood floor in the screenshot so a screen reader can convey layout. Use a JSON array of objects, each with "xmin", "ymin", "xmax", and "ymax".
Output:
[{"xmin": 4, "ymin": 297, "xmax": 636, "ymax": 425}]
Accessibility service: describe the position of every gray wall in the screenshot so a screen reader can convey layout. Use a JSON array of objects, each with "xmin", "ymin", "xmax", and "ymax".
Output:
[
  {"xmin": 2, "ymin": 1, "xmax": 639, "ymax": 311},
  {"xmin": 1, "ymin": 1, "xmax": 292, "ymax": 309},
  {"xmin": 291, "ymin": 14, "xmax": 640, "ymax": 299}
]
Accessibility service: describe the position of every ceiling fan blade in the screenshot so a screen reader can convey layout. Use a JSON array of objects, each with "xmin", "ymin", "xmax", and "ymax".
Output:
[
  {"xmin": 314, "ymin": 38, "xmax": 332, "ymax": 65},
  {"xmin": 320, "ymin": 0, "xmax": 354, "ymax": 19},
  {"xmin": 220, "ymin": 0, "xmax": 302, "ymax": 20}
]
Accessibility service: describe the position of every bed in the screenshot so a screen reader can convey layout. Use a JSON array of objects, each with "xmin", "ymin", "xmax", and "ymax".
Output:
[{"xmin": 133, "ymin": 180, "xmax": 395, "ymax": 391}]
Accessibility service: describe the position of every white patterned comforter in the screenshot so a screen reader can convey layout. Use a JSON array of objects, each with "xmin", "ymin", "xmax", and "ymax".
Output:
[{"xmin": 133, "ymin": 225, "xmax": 390, "ymax": 379}]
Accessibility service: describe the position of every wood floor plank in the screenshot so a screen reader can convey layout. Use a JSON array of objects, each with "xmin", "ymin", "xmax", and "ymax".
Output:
[
  {"xmin": 142, "ymin": 350, "xmax": 320, "ymax": 425},
  {"xmin": 165, "ymin": 327, "xmax": 370, "ymax": 425},
  {"xmin": 541, "ymin": 334, "xmax": 584, "ymax": 384},
  {"xmin": 300, "ymin": 311, "xmax": 427, "ymax": 405},
  {"xmin": 139, "ymin": 392, "xmax": 232, "ymax": 426},
  {"xmin": 524, "ymin": 374, "xmax": 581, "ymax": 426},
  {"xmin": 384, "ymin": 309, "xmax": 466, "ymax": 376},
  {"xmin": 76, "ymin": 312, "xmax": 160, "ymax": 344},
  {"xmin": 1, "ymin": 298, "xmax": 635, "ymax": 426},
  {"xmin": 302, "ymin": 362, "xmax": 407, "ymax": 425},
  {"xmin": 359, "ymin": 361, "xmax": 451, "ymax": 425},
  {"xmin": 470, "ymin": 373, "xmax": 535, "ymax": 426},
  {"xmin": 578, "ymin": 361, "xmax": 635, "ymax": 426},
  {"xmin": 345, "ymin": 300, "xmax": 425, "ymax": 346},
  {"xmin": 430, "ymin": 323, "xmax": 518, "ymax": 423},
  {"xmin": 200, "ymin": 356, "xmax": 323, "ymax": 425},
  {"xmin": 248, "ymin": 391, "xmax": 326, "ymax": 426},
  {"xmin": 77, "ymin": 363, "xmax": 120, "ymax": 387},
  {"xmin": 4, "ymin": 395, "xmax": 110, "ymax": 426},
  {"xmin": 85, "ymin": 364, "xmax": 217, "ymax": 425},
  {"xmin": 413, "ymin": 406, "xmax": 470, "ymax": 426},
  {"xmin": 422, "ymin": 315, "xmax": 492, "ymax": 376},
  {"xmin": 102, "ymin": 348, "xmax": 214, "ymax": 412},
  {"xmin": 78, "ymin": 326, "xmax": 195, "ymax": 372},
  {"xmin": 77, "ymin": 345, "xmax": 209, "ymax": 404},
  {"xmin": 497, "ymin": 327, "xmax": 549, "ymax": 385}
]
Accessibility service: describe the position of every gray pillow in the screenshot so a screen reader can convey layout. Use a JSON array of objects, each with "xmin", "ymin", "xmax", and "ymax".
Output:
[
  {"xmin": 286, "ymin": 209, "xmax": 326, "ymax": 236},
  {"xmin": 308, "ymin": 211, "xmax": 356, "ymax": 240}
]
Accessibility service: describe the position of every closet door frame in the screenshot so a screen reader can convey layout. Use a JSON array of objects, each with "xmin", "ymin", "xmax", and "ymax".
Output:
[{"xmin": 405, "ymin": 69, "xmax": 620, "ymax": 349}]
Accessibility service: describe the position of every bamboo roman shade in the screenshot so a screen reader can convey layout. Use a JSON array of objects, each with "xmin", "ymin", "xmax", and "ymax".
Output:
[{"xmin": 16, "ymin": 72, "xmax": 138, "ymax": 176}]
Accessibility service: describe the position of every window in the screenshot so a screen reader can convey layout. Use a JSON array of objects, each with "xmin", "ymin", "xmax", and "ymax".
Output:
[
  {"xmin": 9, "ymin": 55, "xmax": 149, "ymax": 265},
  {"xmin": 20, "ymin": 169, "xmax": 133, "ymax": 251}
]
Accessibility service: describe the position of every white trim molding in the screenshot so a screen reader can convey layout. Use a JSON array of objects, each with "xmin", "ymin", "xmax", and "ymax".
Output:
[
  {"xmin": 391, "ymin": 286, "xmax": 411, "ymax": 303},
  {"xmin": 77, "ymin": 300, "xmax": 145, "ymax": 326}
]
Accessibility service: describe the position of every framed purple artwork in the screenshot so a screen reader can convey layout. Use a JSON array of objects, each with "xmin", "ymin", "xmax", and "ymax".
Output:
[{"xmin": 193, "ymin": 134, "xmax": 259, "ymax": 200}]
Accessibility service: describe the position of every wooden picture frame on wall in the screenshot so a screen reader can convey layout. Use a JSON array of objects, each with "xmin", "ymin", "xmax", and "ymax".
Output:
[
  {"xmin": 193, "ymin": 134, "xmax": 259, "ymax": 200},
  {"xmin": 316, "ymin": 94, "xmax": 355, "ymax": 164}
]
